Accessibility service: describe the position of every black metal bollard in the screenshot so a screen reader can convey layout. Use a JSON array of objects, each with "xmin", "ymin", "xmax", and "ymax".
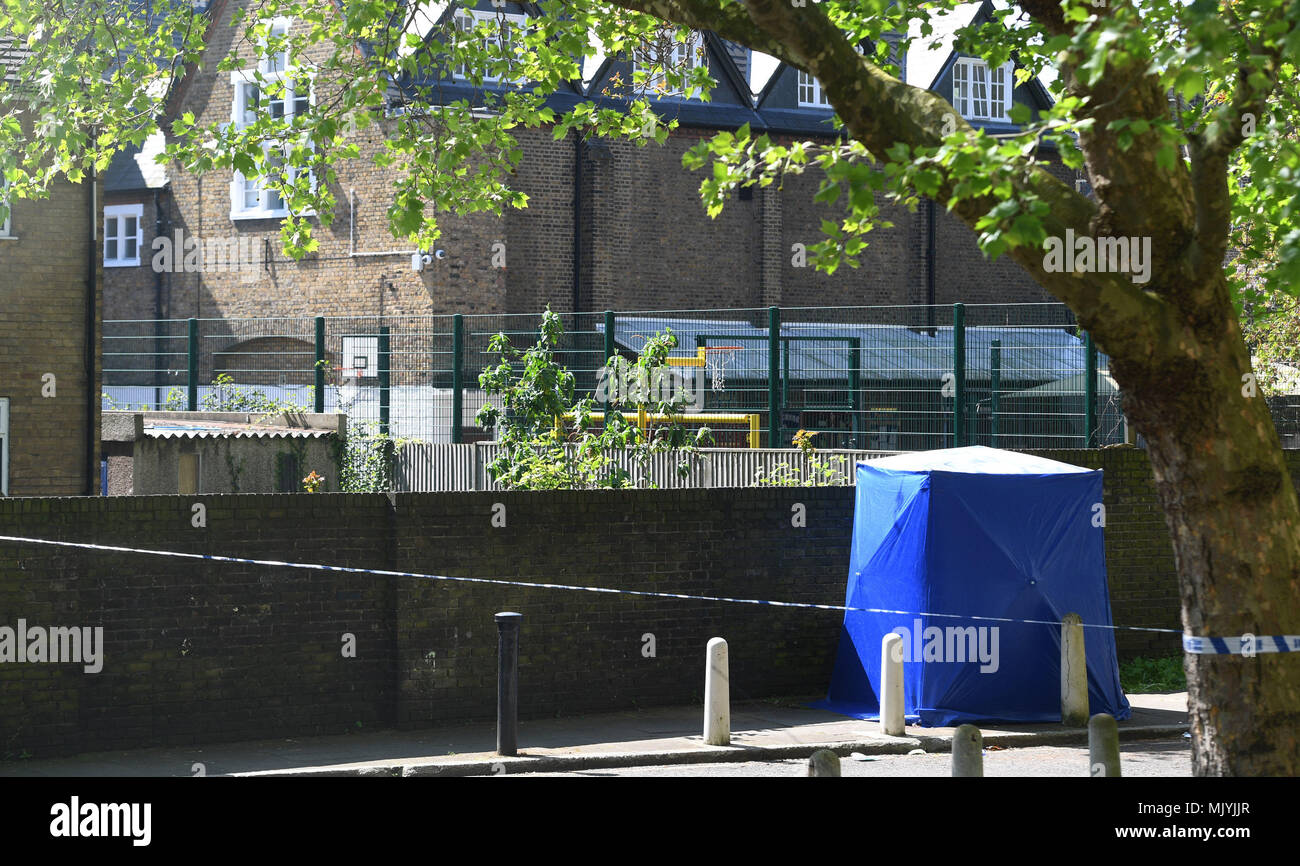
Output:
[{"xmin": 495, "ymin": 612, "xmax": 522, "ymax": 756}]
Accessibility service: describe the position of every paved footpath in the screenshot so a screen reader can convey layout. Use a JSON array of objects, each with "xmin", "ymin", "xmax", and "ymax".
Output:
[{"xmin": 0, "ymin": 693, "xmax": 1188, "ymax": 778}]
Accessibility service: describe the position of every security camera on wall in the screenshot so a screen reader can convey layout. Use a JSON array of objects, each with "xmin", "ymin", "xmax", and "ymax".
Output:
[{"xmin": 411, "ymin": 250, "xmax": 448, "ymax": 272}]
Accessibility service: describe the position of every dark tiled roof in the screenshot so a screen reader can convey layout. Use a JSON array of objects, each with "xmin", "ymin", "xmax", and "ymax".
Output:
[
  {"xmin": 754, "ymin": 107, "xmax": 841, "ymax": 137},
  {"xmin": 0, "ymin": 35, "xmax": 30, "ymax": 84},
  {"xmin": 104, "ymin": 144, "xmax": 149, "ymax": 192}
]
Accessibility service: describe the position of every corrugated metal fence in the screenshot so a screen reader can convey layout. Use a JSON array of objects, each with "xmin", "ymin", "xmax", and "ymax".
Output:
[{"xmin": 395, "ymin": 443, "xmax": 895, "ymax": 491}]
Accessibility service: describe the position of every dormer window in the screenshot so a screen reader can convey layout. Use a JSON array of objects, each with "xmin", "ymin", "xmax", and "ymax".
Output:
[
  {"xmin": 453, "ymin": 8, "xmax": 527, "ymax": 84},
  {"xmin": 633, "ymin": 31, "xmax": 704, "ymax": 97},
  {"xmin": 795, "ymin": 44, "xmax": 865, "ymax": 109},
  {"xmin": 952, "ymin": 58, "xmax": 1013, "ymax": 122},
  {"xmin": 797, "ymin": 71, "xmax": 829, "ymax": 108}
]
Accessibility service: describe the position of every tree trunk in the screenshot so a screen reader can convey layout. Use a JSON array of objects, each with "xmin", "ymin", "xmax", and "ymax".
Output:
[{"xmin": 1108, "ymin": 285, "xmax": 1300, "ymax": 775}]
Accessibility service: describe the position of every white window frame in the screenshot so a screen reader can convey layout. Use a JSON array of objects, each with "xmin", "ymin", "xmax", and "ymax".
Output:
[
  {"xmin": 952, "ymin": 58, "xmax": 1014, "ymax": 122},
  {"xmin": 260, "ymin": 17, "xmax": 292, "ymax": 76},
  {"xmin": 795, "ymin": 44, "xmax": 863, "ymax": 109},
  {"xmin": 103, "ymin": 203, "xmax": 144, "ymax": 266},
  {"xmin": 453, "ymin": 9, "xmax": 528, "ymax": 84},
  {"xmin": 229, "ymin": 17, "xmax": 315, "ymax": 221},
  {"xmin": 0, "ymin": 178, "xmax": 10, "ymax": 238},
  {"xmin": 633, "ymin": 30, "xmax": 704, "ymax": 97},
  {"xmin": 796, "ymin": 70, "xmax": 830, "ymax": 108}
]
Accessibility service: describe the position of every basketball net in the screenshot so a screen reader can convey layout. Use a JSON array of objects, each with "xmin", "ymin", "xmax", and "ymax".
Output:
[{"xmin": 705, "ymin": 348, "xmax": 737, "ymax": 392}]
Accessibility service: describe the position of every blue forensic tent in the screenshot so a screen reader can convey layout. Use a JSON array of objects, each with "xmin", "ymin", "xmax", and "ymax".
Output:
[{"xmin": 813, "ymin": 446, "xmax": 1131, "ymax": 726}]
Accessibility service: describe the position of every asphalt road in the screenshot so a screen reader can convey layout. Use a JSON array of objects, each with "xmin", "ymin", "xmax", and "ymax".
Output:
[{"xmin": 505, "ymin": 737, "xmax": 1193, "ymax": 777}]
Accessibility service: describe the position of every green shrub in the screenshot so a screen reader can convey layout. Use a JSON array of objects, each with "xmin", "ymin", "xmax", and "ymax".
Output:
[
  {"xmin": 476, "ymin": 307, "xmax": 708, "ymax": 489},
  {"xmin": 1119, "ymin": 655, "xmax": 1187, "ymax": 693}
]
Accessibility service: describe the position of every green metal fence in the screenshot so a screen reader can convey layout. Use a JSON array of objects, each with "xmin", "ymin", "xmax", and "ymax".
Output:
[{"xmin": 102, "ymin": 303, "xmax": 1129, "ymax": 448}]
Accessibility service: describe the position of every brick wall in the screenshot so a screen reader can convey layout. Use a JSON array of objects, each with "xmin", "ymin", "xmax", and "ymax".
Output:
[
  {"xmin": 0, "ymin": 171, "xmax": 100, "ymax": 496},
  {"xmin": 100, "ymin": 1, "xmax": 1072, "ymax": 326},
  {"xmin": 3, "ymin": 446, "xmax": 1261, "ymax": 758}
]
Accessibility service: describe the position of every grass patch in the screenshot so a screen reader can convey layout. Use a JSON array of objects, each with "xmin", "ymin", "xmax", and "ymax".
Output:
[{"xmin": 1120, "ymin": 655, "xmax": 1186, "ymax": 693}]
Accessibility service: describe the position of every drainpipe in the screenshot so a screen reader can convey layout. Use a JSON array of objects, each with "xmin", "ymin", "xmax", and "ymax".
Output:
[
  {"xmin": 153, "ymin": 188, "xmax": 167, "ymax": 406},
  {"xmin": 84, "ymin": 167, "xmax": 98, "ymax": 495},
  {"xmin": 926, "ymin": 199, "xmax": 936, "ymax": 334},
  {"xmin": 572, "ymin": 132, "xmax": 583, "ymax": 320}
]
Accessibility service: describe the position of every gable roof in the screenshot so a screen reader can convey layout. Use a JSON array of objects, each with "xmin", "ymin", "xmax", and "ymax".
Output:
[
  {"xmin": 580, "ymin": 29, "xmax": 760, "ymax": 129},
  {"xmin": 753, "ymin": 1, "xmax": 1053, "ymax": 137},
  {"xmin": 911, "ymin": 0, "xmax": 1054, "ymax": 120},
  {"xmin": 906, "ymin": 0, "xmax": 987, "ymax": 94},
  {"xmin": 391, "ymin": 1, "xmax": 586, "ymax": 111},
  {"xmin": 104, "ymin": 131, "xmax": 169, "ymax": 192}
]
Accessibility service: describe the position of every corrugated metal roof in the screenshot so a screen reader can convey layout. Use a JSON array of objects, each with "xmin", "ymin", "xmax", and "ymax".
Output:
[{"xmin": 145, "ymin": 421, "xmax": 335, "ymax": 439}]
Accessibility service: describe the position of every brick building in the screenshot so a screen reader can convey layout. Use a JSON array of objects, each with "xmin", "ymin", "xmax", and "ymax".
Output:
[
  {"xmin": 0, "ymin": 40, "xmax": 102, "ymax": 496},
  {"xmin": 101, "ymin": 0, "xmax": 1070, "ymax": 326}
]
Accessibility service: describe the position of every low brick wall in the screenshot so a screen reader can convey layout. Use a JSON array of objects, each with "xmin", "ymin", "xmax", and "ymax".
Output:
[
  {"xmin": 0, "ymin": 488, "xmax": 850, "ymax": 758},
  {"xmin": 2, "ymin": 447, "xmax": 1290, "ymax": 759}
]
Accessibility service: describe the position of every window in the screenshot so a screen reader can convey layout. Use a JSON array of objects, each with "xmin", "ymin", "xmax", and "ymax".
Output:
[
  {"xmin": 262, "ymin": 17, "xmax": 290, "ymax": 75},
  {"xmin": 797, "ymin": 70, "xmax": 829, "ymax": 108},
  {"xmin": 229, "ymin": 17, "xmax": 314, "ymax": 220},
  {"xmin": 795, "ymin": 44, "xmax": 864, "ymax": 109},
  {"xmin": 453, "ymin": 9, "xmax": 527, "ymax": 84},
  {"xmin": 104, "ymin": 204, "xmax": 144, "ymax": 266},
  {"xmin": 0, "ymin": 178, "xmax": 10, "ymax": 237},
  {"xmin": 952, "ymin": 58, "xmax": 1014, "ymax": 122},
  {"xmin": 633, "ymin": 31, "xmax": 704, "ymax": 97}
]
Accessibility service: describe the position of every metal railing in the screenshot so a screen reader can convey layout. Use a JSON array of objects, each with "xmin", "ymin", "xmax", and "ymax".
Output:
[{"xmin": 103, "ymin": 302, "xmax": 1130, "ymax": 449}]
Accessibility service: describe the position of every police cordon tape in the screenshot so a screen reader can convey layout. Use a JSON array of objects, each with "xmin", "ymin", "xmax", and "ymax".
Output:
[
  {"xmin": 1, "ymin": 533, "xmax": 1294, "ymax": 654},
  {"xmin": 1182, "ymin": 634, "xmax": 1299, "ymax": 655}
]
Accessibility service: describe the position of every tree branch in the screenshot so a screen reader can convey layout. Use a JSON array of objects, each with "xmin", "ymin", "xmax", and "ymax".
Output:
[
  {"xmin": 599, "ymin": 0, "xmax": 1174, "ymax": 355},
  {"xmin": 1190, "ymin": 21, "xmax": 1290, "ymax": 274}
]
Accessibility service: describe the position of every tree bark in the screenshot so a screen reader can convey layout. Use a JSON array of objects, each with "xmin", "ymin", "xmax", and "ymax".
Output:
[{"xmin": 1111, "ymin": 279, "xmax": 1300, "ymax": 775}]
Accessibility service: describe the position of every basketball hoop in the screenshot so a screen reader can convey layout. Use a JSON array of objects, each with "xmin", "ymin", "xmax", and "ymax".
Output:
[{"xmin": 704, "ymin": 346, "xmax": 741, "ymax": 392}]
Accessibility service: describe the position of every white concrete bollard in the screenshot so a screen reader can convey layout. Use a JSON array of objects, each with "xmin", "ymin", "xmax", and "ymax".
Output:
[
  {"xmin": 952, "ymin": 724, "xmax": 983, "ymax": 777},
  {"xmin": 880, "ymin": 632, "xmax": 906, "ymax": 736},
  {"xmin": 1088, "ymin": 713, "xmax": 1121, "ymax": 777},
  {"xmin": 1061, "ymin": 613, "xmax": 1089, "ymax": 727},
  {"xmin": 703, "ymin": 637, "xmax": 730, "ymax": 746}
]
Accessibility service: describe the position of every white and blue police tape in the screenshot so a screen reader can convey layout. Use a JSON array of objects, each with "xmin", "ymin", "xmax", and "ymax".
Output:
[
  {"xmin": 1182, "ymin": 634, "xmax": 1300, "ymax": 655},
  {"xmin": 0, "ymin": 533, "xmax": 1260, "ymax": 643}
]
